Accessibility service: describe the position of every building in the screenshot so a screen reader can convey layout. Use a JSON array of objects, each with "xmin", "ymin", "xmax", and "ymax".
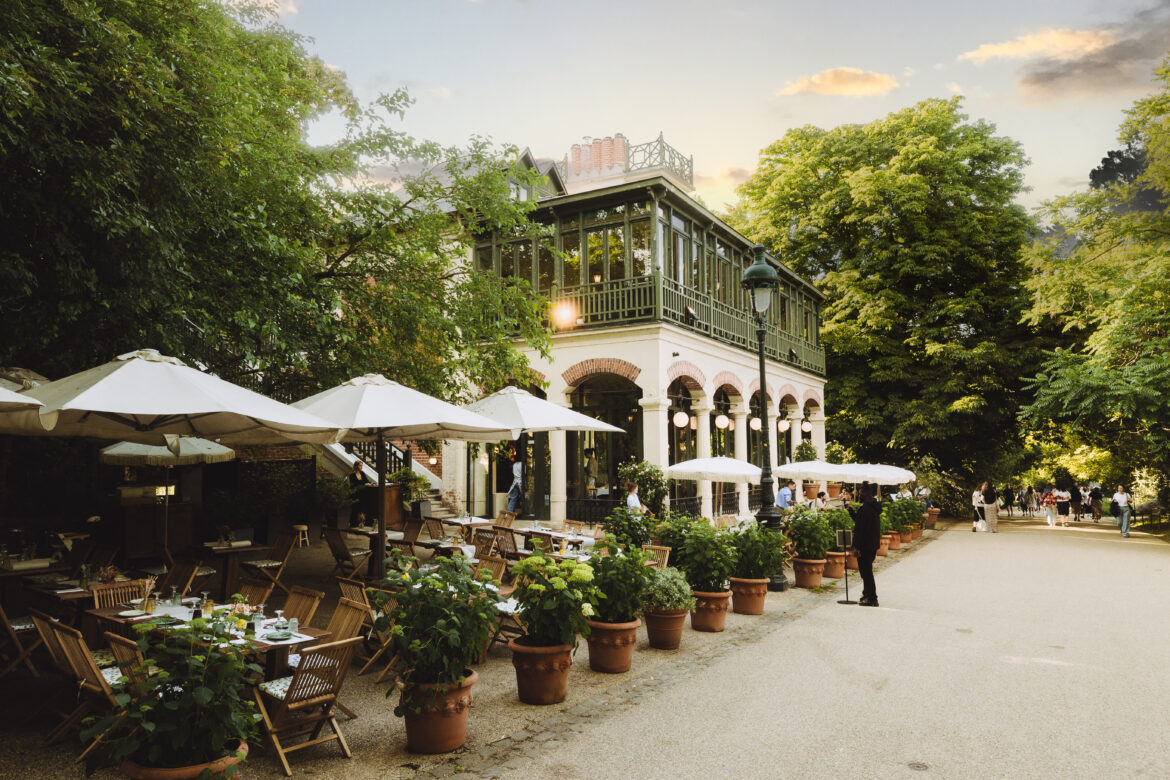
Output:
[{"xmin": 444, "ymin": 134, "xmax": 827, "ymax": 524}]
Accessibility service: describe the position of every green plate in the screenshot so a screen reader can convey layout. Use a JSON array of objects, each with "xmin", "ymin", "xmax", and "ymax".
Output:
[
  {"xmin": 264, "ymin": 631, "xmax": 293, "ymax": 641},
  {"xmin": 150, "ymin": 616, "xmax": 180, "ymax": 626}
]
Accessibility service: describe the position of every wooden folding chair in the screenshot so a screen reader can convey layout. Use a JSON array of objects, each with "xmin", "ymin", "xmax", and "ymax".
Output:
[
  {"xmin": 403, "ymin": 519, "xmax": 440, "ymax": 552},
  {"xmin": 90, "ymin": 581, "xmax": 142, "ymax": 610},
  {"xmin": 472, "ymin": 528, "xmax": 497, "ymax": 558},
  {"xmin": 281, "ymin": 586, "xmax": 324, "ymax": 627},
  {"xmin": 323, "ymin": 527, "xmax": 372, "ymax": 581},
  {"xmin": 241, "ymin": 531, "xmax": 297, "ymax": 596},
  {"xmin": 357, "ymin": 589, "xmax": 400, "ymax": 682},
  {"xmin": 473, "ymin": 556, "xmax": 512, "ymax": 597},
  {"xmin": 529, "ymin": 531, "xmax": 555, "ymax": 554},
  {"xmin": 253, "ymin": 636, "xmax": 363, "ymax": 777},
  {"xmin": 0, "ymin": 602, "xmax": 42, "ymax": 678},
  {"xmin": 48, "ymin": 623, "xmax": 119, "ymax": 748},
  {"xmin": 65, "ymin": 540, "xmax": 96, "ymax": 578},
  {"xmin": 714, "ymin": 514, "xmax": 738, "ymax": 529},
  {"xmin": 30, "ymin": 609, "xmax": 115, "ymax": 675},
  {"xmin": 641, "ymin": 544, "xmax": 671, "ymax": 569},
  {"xmin": 103, "ymin": 632, "xmax": 148, "ymax": 697},
  {"xmin": 156, "ymin": 560, "xmax": 199, "ymax": 598},
  {"xmin": 238, "ymin": 577, "xmax": 275, "ymax": 609},
  {"xmin": 563, "ymin": 520, "xmax": 586, "ymax": 535},
  {"xmin": 89, "ymin": 544, "xmax": 120, "ymax": 569},
  {"xmin": 491, "ymin": 526, "xmax": 521, "ymax": 561},
  {"xmin": 286, "ymin": 597, "xmax": 369, "ymax": 720},
  {"xmin": 494, "ymin": 510, "xmax": 516, "ymax": 528}
]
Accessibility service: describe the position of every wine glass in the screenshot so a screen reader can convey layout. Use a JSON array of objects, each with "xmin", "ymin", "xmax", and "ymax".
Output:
[
  {"xmin": 255, "ymin": 603, "xmax": 266, "ymax": 626},
  {"xmin": 169, "ymin": 586, "xmax": 179, "ymax": 606},
  {"xmin": 274, "ymin": 608, "xmax": 285, "ymax": 629}
]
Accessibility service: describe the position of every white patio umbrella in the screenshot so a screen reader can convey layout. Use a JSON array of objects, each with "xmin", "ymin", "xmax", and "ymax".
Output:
[
  {"xmin": 0, "ymin": 349, "xmax": 343, "ymax": 445},
  {"xmin": 665, "ymin": 456, "xmax": 761, "ymax": 484},
  {"xmin": 99, "ymin": 435, "xmax": 237, "ymax": 555},
  {"xmin": 292, "ymin": 374, "xmax": 517, "ymax": 578},
  {"xmin": 773, "ymin": 460, "xmax": 851, "ymax": 482},
  {"xmin": 836, "ymin": 463, "xmax": 916, "ymax": 485},
  {"xmin": 462, "ymin": 386, "xmax": 625, "ymax": 435},
  {"xmin": 0, "ymin": 386, "xmax": 43, "ymax": 412}
]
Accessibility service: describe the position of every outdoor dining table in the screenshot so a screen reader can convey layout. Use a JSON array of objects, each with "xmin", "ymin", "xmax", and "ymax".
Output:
[
  {"xmin": 515, "ymin": 526, "xmax": 590, "ymax": 549},
  {"xmin": 0, "ymin": 563, "xmax": 71, "ymax": 610},
  {"xmin": 439, "ymin": 516, "xmax": 494, "ymax": 541},
  {"xmin": 203, "ymin": 542, "xmax": 274, "ymax": 599},
  {"xmin": 345, "ymin": 526, "xmax": 405, "ymax": 548}
]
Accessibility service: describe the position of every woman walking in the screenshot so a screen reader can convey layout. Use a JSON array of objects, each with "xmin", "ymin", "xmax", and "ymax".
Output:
[
  {"xmin": 1028, "ymin": 486, "xmax": 1040, "ymax": 516},
  {"xmin": 972, "ymin": 485, "xmax": 984, "ymax": 532},
  {"xmin": 1055, "ymin": 486, "xmax": 1071, "ymax": 527},
  {"xmin": 982, "ymin": 481, "xmax": 999, "ymax": 533},
  {"xmin": 1113, "ymin": 485, "xmax": 1133, "ymax": 538},
  {"xmin": 1042, "ymin": 488, "xmax": 1057, "ymax": 527}
]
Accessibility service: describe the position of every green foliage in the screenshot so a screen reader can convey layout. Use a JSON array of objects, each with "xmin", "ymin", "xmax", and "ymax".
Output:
[
  {"xmin": 881, "ymin": 499, "xmax": 924, "ymax": 533},
  {"xmin": 617, "ymin": 460, "xmax": 668, "ymax": 517},
  {"xmin": 388, "ymin": 467, "xmax": 430, "ymax": 504},
  {"xmin": 509, "ymin": 553, "xmax": 601, "ymax": 649},
  {"xmin": 675, "ymin": 523, "xmax": 738, "ymax": 593},
  {"xmin": 0, "ymin": 0, "xmax": 550, "ymax": 402},
  {"xmin": 731, "ymin": 97, "xmax": 1036, "ymax": 483},
  {"xmin": 641, "ymin": 566, "xmax": 696, "ymax": 612},
  {"xmin": 372, "ymin": 555, "xmax": 499, "ymax": 715},
  {"xmin": 588, "ymin": 535, "xmax": 652, "ymax": 623},
  {"xmin": 651, "ymin": 511, "xmax": 698, "ymax": 565},
  {"xmin": 82, "ymin": 621, "xmax": 260, "ymax": 774},
  {"xmin": 823, "ymin": 441, "xmax": 854, "ymax": 465},
  {"xmin": 1050, "ymin": 466, "xmax": 1076, "ymax": 493},
  {"xmin": 821, "ymin": 507, "xmax": 854, "ymax": 533},
  {"xmin": 602, "ymin": 506, "xmax": 653, "ymax": 549},
  {"xmin": 785, "ymin": 508, "xmax": 835, "ymax": 559},
  {"xmin": 793, "ymin": 441, "xmax": 819, "ymax": 463},
  {"xmin": 316, "ymin": 475, "xmax": 357, "ymax": 514},
  {"xmin": 730, "ymin": 523, "xmax": 789, "ymax": 579}
]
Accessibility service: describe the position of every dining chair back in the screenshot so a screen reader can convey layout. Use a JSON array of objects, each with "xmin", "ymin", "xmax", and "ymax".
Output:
[
  {"xmin": 714, "ymin": 514, "xmax": 738, "ymax": 529},
  {"xmin": 323, "ymin": 527, "xmax": 372, "ymax": 580},
  {"xmin": 241, "ymin": 531, "xmax": 297, "ymax": 596},
  {"xmin": 472, "ymin": 528, "xmax": 497, "ymax": 558},
  {"xmin": 423, "ymin": 517, "xmax": 446, "ymax": 541},
  {"xmin": 91, "ymin": 580, "xmax": 142, "ymax": 610},
  {"xmin": 563, "ymin": 520, "xmax": 586, "ymax": 535},
  {"xmin": 401, "ymin": 520, "xmax": 424, "ymax": 544},
  {"xmin": 473, "ymin": 555, "xmax": 507, "ymax": 584},
  {"xmin": 494, "ymin": 510, "xmax": 516, "ymax": 528},
  {"xmin": 237, "ymin": 577, "xmax": 275, "ymax": 608},
  {"xmin": 386, "ymin": 540, "xmax": 416, "ymax": 564},
  {"xmin": 336, "ymin": 577, "xmax": 370, "ymax": 608},
  {"xmin": 103, "ymin": 632, "xmax": 148, "ymax": 696},
  {"xmin": 253, "ymin": 636, "xmax": 363, "ymax": 777},
  {"xmin": 529, "ymin": 531, "xmax": 555, "ymax": 554},
  {"xmin": 0, "ymin": 602, "xmax": 42, "ymax": 678},
  {"xmin": 325, "ymin": 597, "xmax": 369, "ymax": 643},
  {"xmin": 641, "ymin": 544, "xmax": 671, "ymax": 569},
  {"xmin": 65, "ymin": 540, "xmax": 96, "ymax": 577},
  {"xmin": 48, "ymin": 622, "xmax": 117, "ymax": 748},
  {"xmin": 281, "ymin": 586, "xmax": 325, "ymax": 627},
  {"xmin": 89, "ymin": 544, "xmax": 120, "ymax": 569},
  {"xmin": 29, "ymin": 609, "xmax": 68, "ymax": 676},
  {"xmin": 491, "ymin": 526, "xmax": 520, "ymax": 560},
  {"xmin": 157, "ymin": 560, "xmax": 199, "ymax": 598}
]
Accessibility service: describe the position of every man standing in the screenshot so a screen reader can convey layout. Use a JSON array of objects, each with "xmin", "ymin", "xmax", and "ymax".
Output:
[
  {"xmin": 1113, "ymin": 485, "xmax": 1132, "ymax": 538},
  {"xmin": 775, "ymin": 479, "xmax": 794, "ymax": 515},
  {"xmin": 853, "ymin": 482, "xmax": 882, "ymax": 606}
]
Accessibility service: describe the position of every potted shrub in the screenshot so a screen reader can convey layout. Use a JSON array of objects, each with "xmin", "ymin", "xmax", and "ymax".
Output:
[
  {"xmin": 823, "ymin": 441, "xmax": 854, "ymax": 497},
  {"xmin": 728, "ymin": 523, "xmax": 788, "ymax": 615},
  {"xmin": 674, "ymin": 523, "xmax": 737, "ymax": 632},
  {"xmin": 618, "ymin": 460, "xmax": 669, "ymax": 517},
  {"xmin": 387, "ymin": 466, "xmax": 431, "ymax": 516},
  {"xmin": 793, "ymin": 441, "xmax": 821, "ymax": 498},
  {"xmin": 883, "ymin": 499, "xmax": 921, "ymax": 546},
  {"xmin": 82, "ymin": 621, "xmax": 259, "ymax": 779},
  {"xmin": 316, "ymin": 473, "xmax": 357, "ymax": 527},
  {"xmin": 786, "ymin": 508, "xmax": 835, "ymax": 588},
  {"xmin": 508, "ymin": 552, "xmax": 601, "ymax": 704},
  {"xmin": 651, "ymin": 512, "xmax": 697, "ymax": 565},
  {"xmin": 371, "ymin": 555, "xmax": 500, "ymax": 753},
  {"xmin": 585, "ymin": 535, "xmax": 651, "ymax": 673},
  {"xmin": 602, "ymin": 506, "xmax": 653, "ymax": 549},
  {"xmin": 641, "ymin": 566, "xmax": 696, "ymax": 650},
  {"xmin": 821, "ymin": 507, "xmax": 854, "ymax": 578},
  {"xmin": 877, "ymin": 509, "xmax": 893, "ymax": 555}
]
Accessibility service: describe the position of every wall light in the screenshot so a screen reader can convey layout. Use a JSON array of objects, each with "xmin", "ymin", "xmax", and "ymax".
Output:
[
  {"xmin": 672, "ymin": 411, "xmax": 690, "ymax": 428},
  {"xmin": 714, "ymin": 414, "xmax": 729, "ymax": 429},
  {"xmin": 552, "ymin": 301, "xmax": 577, "ymax": 330},
  {"xmin": 428, "ymin": 457, "xmax": 438, "ymax": 465}
]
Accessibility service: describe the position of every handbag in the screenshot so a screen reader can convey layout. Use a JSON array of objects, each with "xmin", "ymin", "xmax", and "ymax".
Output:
[{"xmin": 1111, "ymin": 501, "xmax": 1121, "ymax": 518}]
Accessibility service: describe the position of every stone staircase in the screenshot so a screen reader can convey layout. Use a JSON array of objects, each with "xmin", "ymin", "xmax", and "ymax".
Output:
[{"xmin": 424, "ymin": 489, "xmax": 457, "ymax": 520}]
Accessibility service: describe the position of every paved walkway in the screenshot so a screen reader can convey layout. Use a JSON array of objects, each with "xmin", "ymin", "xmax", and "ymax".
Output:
[{"xmin": 511, "ymin": 517, "xmax": 1170, "ymax": 779}]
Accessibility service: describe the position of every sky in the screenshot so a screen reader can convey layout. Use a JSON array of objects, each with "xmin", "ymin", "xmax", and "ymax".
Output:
[{"xmin": 266, "ymin": 0, "xmax": 1170, "ymax": 212}]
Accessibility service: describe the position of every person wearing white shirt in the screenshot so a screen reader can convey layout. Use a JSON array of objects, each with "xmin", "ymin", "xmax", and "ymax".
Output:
[
  {"xmin": 916, "ymin": 485, "xmax": 932, "ymax": 509},
  {"xmin": 1112, "ymin": 485, "xmax": 1133, "ymax": 537},
  {"xmin": 972, "ymin": 487, "xmax": 983, "ymax": 532},
  {"xmin": 506, "ymin": 455, "xmax": 523, "ymax": 512}
]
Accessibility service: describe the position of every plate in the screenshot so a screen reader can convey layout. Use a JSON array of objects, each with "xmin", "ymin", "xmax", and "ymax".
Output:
[
  {"xmin": 118, "ymin": 609, "xmax": 146, "ymax": 617},
  {"xmin": 264, "ymin": 631, "xmax": 293, "ymax": 641},
  {"xmin": 150, "ymin": 615, "xmax": 181, "ymax": 626}
]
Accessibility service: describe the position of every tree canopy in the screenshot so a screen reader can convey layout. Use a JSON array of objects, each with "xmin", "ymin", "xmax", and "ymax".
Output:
[
  {"xmin": 730, "ymin": 98, "xmax": 1036, "ymax": 483},
  {"xmin": 0, "ymin": 0, "xmax": 549, "ymax": 400}
]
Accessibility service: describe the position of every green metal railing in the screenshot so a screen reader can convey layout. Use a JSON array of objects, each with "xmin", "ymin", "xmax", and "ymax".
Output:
[{"xmin": 556, "ymin": 274, "xmax": 826, "ymax": 376}]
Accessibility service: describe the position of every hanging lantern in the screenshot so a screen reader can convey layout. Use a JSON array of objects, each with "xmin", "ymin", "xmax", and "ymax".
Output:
[
  {"xmin": 749, "ymin": 417, "xmax": 762, "ymax": 431},
  {"xmin": 714, "ymin": 414, "xmax": 729, "ymax": 429},
  {"xmin": 689, "ymin": 416, "xmax": 697, "ymax": 430},
  {"xmin": 777, "ymin": 419, "xmax": 790, "ymax": 432},
  {"xmin": 801, "ymin": 420, "xmax": 813, "ymax": 433},
  {"xmin": 672, "ymin": 411, "xmax": 690, "ymax": 428}
]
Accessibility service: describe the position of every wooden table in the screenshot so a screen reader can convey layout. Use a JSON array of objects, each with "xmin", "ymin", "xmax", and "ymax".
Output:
[
  {"xmin": 0, "ymin": 564, "xmax": 71, "ymax": 610},
  {"xmin": 440, "ymin": 516, "xmax": 494, "ymax": 541},
  {"xmin": 253, "ymin": 623, "xmax": 331, "ymax": 679},
  {"xmin": 344, "ymin": 527, "xmax": 405, "ymax": 552},
  {"xmin": 515, "ymin": 527, "xmax": 589, "ymax": 548},
  {"xmin": 204, "ymin": 543, "xmax": 274, "ymax": 599}
]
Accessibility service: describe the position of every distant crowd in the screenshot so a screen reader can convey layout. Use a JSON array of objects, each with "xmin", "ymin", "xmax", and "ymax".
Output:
[{"xmin": 971, "ymin": 483, "xmax": 1135, "ymax": 537}]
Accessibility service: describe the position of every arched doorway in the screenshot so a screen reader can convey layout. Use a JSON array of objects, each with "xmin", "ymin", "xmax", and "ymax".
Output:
[
  {"xmin": 568, "ymin": 375, "xmax": 643, "ymax": 521},
  {"xmin": 710, "ymin": 387, "xmax": 738, "ymax": 515},
  {"xmin": 667, "ymin": 378, "xmax": 697, "ymax": 508}
]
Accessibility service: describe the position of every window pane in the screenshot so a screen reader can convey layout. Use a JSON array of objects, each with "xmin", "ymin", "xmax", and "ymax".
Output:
[
  {"xmin": 476, "ymin": 245, "xmax": 493, "ymax": 275},
  {"xmin": 631, "ymin": 220, "xmax": 651, "ymax": 275},
  {"xmin": 562, "ymin": 231, "xmax": 581, "ymax": 287},
  {"xmin": 608, "ymin": 225, "xmax": 626, "ymax": 281},
  {"xmin": 673, "ymin": 234, "xmax": 688, "ymax": 283},
  {"xmin": 516, "ymin": 241, "xmax": 533, "ymax": 286},
  {"xmin": 656, "ymin": 220, "xmax": 667, "ymax": 273},
  {"xmin": 500, "ymin": 244, "xmax": 514, "ymax": 278},
  {"xmin": 538, "ymin": 241, "xmax": 554, "ymax": 292},
  {"xmin": 586, "ymin": 228, "xmax": 607, "ymax": 284},
  {"xmin": 630, "ymin": 201, "xmax": 649, "ymax": 216}
]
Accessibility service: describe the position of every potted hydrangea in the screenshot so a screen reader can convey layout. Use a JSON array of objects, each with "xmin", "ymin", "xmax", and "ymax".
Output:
[
  {"xmin": 371, "ymin": 554, "xmax": 500, "ymax": 753},
  {"xmin": 728, "ymin": 522, "xmax": 788, "ymax": 615},
  {"xmin": 640, "ymin": 566, "xmax": 696, "ymax": 649},
  {"xmin": 508, "ymin": 552, "xmax": 601, "ymax": 704},
  {"xmin": 674, "ymin": 523, "xmax": 737, "ymax": 632},
  {"xmin": 786, "ymin": 507, "xmax": 835, "ymax": 588},
  {"xmin": 585, "ymin": 535, "xmax": 652, "ymax": 673}
]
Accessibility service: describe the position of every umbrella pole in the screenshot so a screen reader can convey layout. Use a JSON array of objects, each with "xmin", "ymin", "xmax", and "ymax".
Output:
[
  {"xmin": 375, "ymin": 430, "xmax": 387, "ymax": 581},
  {"xmin": 162, "ymin": 466, "xmax": 174, "ymax": 567}
]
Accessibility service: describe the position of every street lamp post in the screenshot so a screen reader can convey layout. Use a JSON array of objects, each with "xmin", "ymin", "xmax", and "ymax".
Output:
[{"xmin": 741, "ymin": 244, "xmax": 788, "ymax": 592}]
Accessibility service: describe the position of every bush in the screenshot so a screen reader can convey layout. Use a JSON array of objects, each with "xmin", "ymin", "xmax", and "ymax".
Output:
[
  {"xmin": 730, "ymin": 522, "xmax": 789, "ymax": 579},
  {"xmin": 881, "ymin": 498, "xmax": 924, "ymax": 533},
  {"xmin": 618, "ymin": 460, "xmax": 668, "ymax": 517},
  {"xmin": 786, "ymin": 508, "xmax": 834, "ymax": 559},
  {"xmin": 388, "ymin": 467, "xmax": 430, "ymax": 504},
  {"xmin": 651, "ymin": 511, "xmax": 697, "ymax": 564},
  {"xmin": 675, "ymin": 523, "xmax": 738, "ymax": 592},
  {"xmin": 641, "ymin": 566, "xmax": 696, "ymax": 612},
  {"xmin": 793, "ymin": 440, "xmax": 819, "ymax": 462},
  {"xmin": 824, "ymin": 441, "xmax": 854, "ymax": 465},
  {"xmin": 588, "ymin": 535, "xmax": 651, "ymax": 623},
  {"xmin": 509, "ymin": 553, "xmax": 601, "ymax": 649},
  {"xmin": 602, "ymin": 506, "xmax": 652, "ymax": 548},
  {"xmin": 821, "ymin": 507, "xmax": 854, "ymax": 533},
  {"xmin": 316, "ymin": 474, "xmax": 356, "ymax": 515}
]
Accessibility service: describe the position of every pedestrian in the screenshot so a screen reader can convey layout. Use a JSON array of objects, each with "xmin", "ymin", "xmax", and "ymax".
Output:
[
  {"xmin": 1090, "ymin": 485, "xmax": 1103, "ymax": 522},
  {"xmin": 506, "ymin": 453, "xmax": 523, "ymax": 513},
  {"xmin": 1071, "ymin": 485, "xmax": 1082, "ymax": 522},
  {"xmin": 1054, "ymin": 486, "xmax": 1071, "ymax": 527},
  {"xmin": 346, "ymin": 459, "xmax": 372, "ymax": 528},
  {"xmin": 625, "ymin": 480, "xmax": 651, "ymax": 517},
  {"xmin": 1042, "ymin": 488, "xmax": 1057, "ymax": 527},
  {"xmin": 972, "ymin": 485, "xmax": 984, "ymax": 532},
  {"xmin": 982, "ymin": 481, "xmax": 999, "ymax": 533},
  {"xmin": 1003, "ymin": 485, "xmax": 1015, "ymax": 518},
  {"xmin": 583, "ymin": 448, "xmax": 598, "ymax": 497},
  {"xmin": 1080, "ymin": 485, "xmax": 1091, "ymax": 520},
  {"xmin": 853, "ymin": 482, "xmax": 882, "ymax": 607},
  {"xmin": 1017, "ymin": 487, "xmax": 1027, "ymax": 516},
  {"xmin": 776, "ymin": 479, "xmax": 795, "ymax": 516},
  {"xmin": 813, "ymin": 491, "xmax": 828, "ymax": 510},
  {"xmin": 916, "ymin": 484, "xmax": 932, "ymax": 509},
  {"xmin": 1112, "ymin": 485, "xmax": 1133, "ymax": 537}
]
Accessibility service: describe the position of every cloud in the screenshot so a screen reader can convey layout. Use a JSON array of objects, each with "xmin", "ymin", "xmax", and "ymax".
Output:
[
  {"xmin": 694, "ymin": 167, "xmax": 752, "ymax": 189},
  {"xmin": 903, "ymin": 66, "xmax": 917, "ymax": 78},
  {"xmin": 959, "ymin": 29, "xmax": 1116, "ymax": 63},
  {"xmin": 421, "ymin": 86, "xmax": 454, "ymax": 100},
  {"xmin": 255, "ymin": 0, "xmax": 297, "ymax": 14},
  {"xmin": 959, "ymin": 2, "xmax": 1170, "ymax": 97},
  {"xmin": 776, "ymin": 67, "xmax": 899, "ymax": 97},
  {"xmin": 946, "ymin": 82, "xmax": 964, "ymax": 94}
]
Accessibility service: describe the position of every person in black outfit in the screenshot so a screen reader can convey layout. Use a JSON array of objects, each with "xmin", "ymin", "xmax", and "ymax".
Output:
[
  {"xmin": 853, "ymin": 482, "xmax": 882, "ymax": 607},
  {"xmin": 346, "ymin": 460, "xmax": 372, "ymax": 527}
]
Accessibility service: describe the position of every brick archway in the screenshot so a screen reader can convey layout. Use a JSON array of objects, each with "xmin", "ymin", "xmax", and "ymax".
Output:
[
  {"xmin": 802, "ymin": 388, "xmax": 823, "ymax": 409},
  {"xmin": 667, "ymin": 361, "xmax": 706, "ymax": 392},
  {"xmin": 562, "ymin": 358, "xmax": 641, "ymax": 388},
  {"xmin": 774, "ymin": 383, "xmax": 800, "ymax": 409},
  {"xmin": 711, "ymin": 371, "xmax": 745, "ymax": 398},
  {"xmin": 746, "ymin": 378, "xmax": 773, "ymax": 402}
]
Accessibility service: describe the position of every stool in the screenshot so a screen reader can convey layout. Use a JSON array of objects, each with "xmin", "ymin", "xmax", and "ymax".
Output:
[{"xmin": 292, "ymin": 525, "xmax": 310, "ymax": 548}]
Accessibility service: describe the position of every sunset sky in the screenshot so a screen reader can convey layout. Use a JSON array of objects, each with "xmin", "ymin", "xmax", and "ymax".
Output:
[{"xmin": 270, "ymin": 0, "xmax": 1169, "ymax": 212}]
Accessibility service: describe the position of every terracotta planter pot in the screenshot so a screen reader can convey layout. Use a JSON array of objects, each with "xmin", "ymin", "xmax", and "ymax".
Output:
[
  {"xmin": 846, "ymin": 548, "xmax": 859, "ymax": 570},
  {"xmin": 690, "ymin": 590, "xmax": 731, "ymax": 632},
  {"xmin": 585, "ymin": 619, "xmax": 640, "ymax": 673},
  {"xmin": 509, "ymin": 640, "xmax": 572, "ymax": 705},
  {"xmin": 900, "ymin": 530, "xmax": 914, "ymax": 544},
  {"xmin": 643, "ymin": 608, "xmax": 688, "ymax": 649},
  {"xmin": 912, "ymin": 526, "xmax": 922, "ymax": 540},
  {"xmin": 403, "ymin": 670, "xmax": 477, "ymax": 754},
  {"xmin": 803, "ymin": 484, "xmax": 819, "ymax": 500},
  {"xmin": 729, "ymin": 576, "xmax": 769, "ymax": 615},
  {"xmin": 792, "ymin": 558, "xmax": 826, "ymax": 588},
  {"xmin": 926, "ymin": 508, "xmax": 940, "ymax": 529},
  {"xmin": 876, "ymin": 536, "xmax": 890, "ymax": 557},
  {"xmin": 120, "ymin": 741, "xmax": 248, "ymax": 779},
  {"xmin": 822, "ymin": 550, "xmax": 846, "ymax": 579},
  {"xmin": 826, "ymin": 482, "xmax": 842, "ymax": 498},
  {"xmin": 886, "ymin": 532, "xmax": 901, "ymax": 550}
]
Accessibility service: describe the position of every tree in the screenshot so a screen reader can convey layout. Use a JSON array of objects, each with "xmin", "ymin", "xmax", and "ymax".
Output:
[
  {"xmin": 1088, "ymin": 143, "xmax": 1162, "ymax": 212},
  {"xmin": 730, "ymin": 98, "xmax": 1036, "ymax": 481},
  {"xmin": 1021, "ymin": 57, "xmax": 1170, "ymax": 486},
  {"xmin": 0, "ymin": 0, "xmax": 549, "ymax": 400}
]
